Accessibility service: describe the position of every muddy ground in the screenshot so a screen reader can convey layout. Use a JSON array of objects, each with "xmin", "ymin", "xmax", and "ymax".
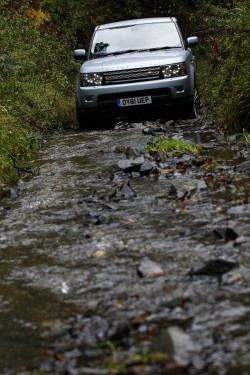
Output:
[{"xmin": 0, "ymin": 117, "xmax": 250, "ymax": 375}]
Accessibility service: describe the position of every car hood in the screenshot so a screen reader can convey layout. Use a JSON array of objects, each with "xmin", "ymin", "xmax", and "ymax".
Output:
[{"xmin": 80, "ymin": 50, "xmax": 190, "ymax": 73}]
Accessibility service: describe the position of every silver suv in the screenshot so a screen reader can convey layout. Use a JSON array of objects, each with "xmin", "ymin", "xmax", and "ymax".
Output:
[{"xmin": 74, "ymin": 17, "xmax": 199, "ymax": 127}]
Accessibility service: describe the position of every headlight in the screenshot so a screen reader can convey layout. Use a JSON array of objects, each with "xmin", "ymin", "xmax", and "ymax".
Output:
[
  {"xmin": 160, "ymin": 63, "xmax": 188, "ymax": 78},
  {"xmin": 80, "ymin": 73, "xmax": 103, "ymax": 86}
]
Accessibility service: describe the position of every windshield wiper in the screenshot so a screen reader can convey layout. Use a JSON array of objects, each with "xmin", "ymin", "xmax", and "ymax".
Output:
[
  {"xmin": 143, "ymin": 46, "xmax": 181, "ymax": 51},
  {"xmin": 98, "ymin": 49, "xmax": 141, "ymax": 57},
  {"xmin": 93, "ymin": 46, "xmax": 181, "ymax": 58}
]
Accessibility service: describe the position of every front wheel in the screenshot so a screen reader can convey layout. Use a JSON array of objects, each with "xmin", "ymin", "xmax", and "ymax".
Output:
[
  {"xmin": 180, "ymin": 86, "xmax": 201, "ymax": 119},
  {"xmin": 76, "ymin": 104, "xmax": 91, "ymax": 129},
  {"xmin": 193, "ymin": 86, "xmax": 201, "ymax": 118}
]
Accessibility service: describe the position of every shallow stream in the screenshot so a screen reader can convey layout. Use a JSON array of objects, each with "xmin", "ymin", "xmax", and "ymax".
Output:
[{"xmin": 0, "ymin": 121, "xmax": 250, "ymax": 374}]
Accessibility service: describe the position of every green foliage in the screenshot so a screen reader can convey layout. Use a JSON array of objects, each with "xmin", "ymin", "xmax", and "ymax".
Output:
[
  {"xmin": 195, "ymin": 0, "xmax": 250, "ymax": 131},
  {"xmin": 0, "ymin": 116, "xmax": 40, "ymax": 191},
  {"xmin": 241, "ymin": 129, "xmax": 250, "ymax": 144},
  {"xmin": 146, "ymin": 136, "xmax": 198, "ymax": 154},
  {"xmin": 0, "ymin": 0, "xmax": 76, "ymax": 193},
  {"xmin": 0, "ymin": 4, "xmax": 76, "ymax": 130}
]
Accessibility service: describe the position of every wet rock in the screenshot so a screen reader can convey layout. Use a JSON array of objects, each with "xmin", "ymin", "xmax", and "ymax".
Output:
[
  {"xmin": 10, "ymin": 188, "xmax": 19, "ymax": 199},
  {"xmin": 236, "ymin": 160, "xmax": 250, "ymax": 173},
  {"xmin": 202, "ymin": 142, "xmax": 217, "ymax": 150},
  {"xmin": 95, "ymin": 214, "xmax": 112, "ymax": 225},
  {"xmin": 118, "ymin": 156, "xmax": 145, "ymax": 173},
  {"xmin": 139, "ymin": 161, "xmax": 158, "ymax": 175},
  {"xmin": 80, "ymin": 316, "xmax": 109, "ymax": 345},
  {"xmin": 107, "ymin": 319, "xmax": 131, "ymax": 341},
  {"xmin": 114, "ymin": 120, "xmax": 133, "ymax": 130},
  {"xmin": 131, "ymin": 171, "xmax": 141, "ymax": 178},
  {"xmin": 227, "ymin": 134, "xmax": 237, "ymax": 142},
  {"xmin": 110, "ymin": 179, "xmax": 136, "ymax": 200},
  {"xmin": 197, "ymin": 179, "xmax": 208, "ymax": 192},
  {"xmin": 78, "ymin": 368, "xmax": 109, "ymax": 374},
  {"xmin": 227, "ymin": 204, "xmax": 250, "ymax": 215},
  {"xmin": 142, "ymin": 126, "xmax": 167, "ymax": 135},
  {"xmin": 92, "ymin": 250, "xmax": 108, "ymax": 258},
  {"xmin": 165, "ymin": 120, "xmax": 175, "ymax": 127},
  {"xmin": 125, "ymin": 146, "xmax": 140, "ymax": 158},
  {"xmin": 113, "ymin": 145, "xmax": 125, "ymax": 153},
  {"xmin": 234, "ymin": 236, "xmax": 248, "ymax": 245},
  {"xmin": 9, "ymin": 180, "xmax": 24, "ymax": 199},
  {"xmin": 137, "ymin": 257, "xmax": 164, "ymax": 278},
  {"xmin": 169, "ymin": 178, "xmax": 201, "ymax": 199},
  {"xmin": 188, "ymin": 258, "xmax": 238, "ymax": 278},
  {"xmin": 150, "ymin": 326, "xmax": 196, "ymax": 367},
  {"xmin": 222, "ymin": 271, "xmax": 245, "ymax": 285},
  {"xmin": 214, "ymin": 226, "xmax": 239, "ymax": 241}
]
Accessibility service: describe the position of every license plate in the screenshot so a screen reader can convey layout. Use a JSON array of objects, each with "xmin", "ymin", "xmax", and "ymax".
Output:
[{"xmin": 117, "ymin": 96, "xmax": 152, "ymax": 107}]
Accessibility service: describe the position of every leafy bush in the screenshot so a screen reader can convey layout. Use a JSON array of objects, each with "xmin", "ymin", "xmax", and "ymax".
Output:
[
  {"xmin": 0, "ymin": 1, "xmax": 77, "ymax": 193},
  {"xmin": 194, "ymin": 1, "xmax": 250, "ymax": 131},
  {"xmin": 0, "ymin": 3, "xmax": 76, "ymax": 130},
  {"xmin": 0, "ymin": 114, "xmax": 40, "ymax": 190}
]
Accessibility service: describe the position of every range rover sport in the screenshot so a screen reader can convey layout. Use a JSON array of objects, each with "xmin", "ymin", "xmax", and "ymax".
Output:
[{"xmin": 74, "ymin": 17, "xmax": 200, "ymax": 127}]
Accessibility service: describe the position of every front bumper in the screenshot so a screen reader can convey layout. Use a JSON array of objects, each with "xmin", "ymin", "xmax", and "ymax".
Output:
[{"xmin": 76, "ymin": 75, "xmax": 194, "ymax": 114}]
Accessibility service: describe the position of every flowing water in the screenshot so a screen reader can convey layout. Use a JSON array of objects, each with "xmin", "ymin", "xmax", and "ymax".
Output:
[{"xmin": 0, "ymin": 123, "xmax": 250, "ymax": 374}]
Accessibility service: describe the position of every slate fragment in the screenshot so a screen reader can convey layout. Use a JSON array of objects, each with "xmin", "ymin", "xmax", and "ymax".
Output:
[
  {"xmin": 214, "ymin": 227, "xmax": 239, "ymax": 241},
  {"xmin": 110, "ymin": 179, "xmax": 136, "ymax": 200},
  {"xmin": 236, "ymin": 160, "xmax": 250, "ymax": 173},
  {"xmin": 150, "ymin": 326, "xmax": 199, "ymax": 367},
  {"xmin": 169, "ymin": 178, "xmax": 201, "ymax": 199},
  {"xmin": 125, "ymin": 146, "xmax": 140, "ymax": 158},
  {"xmin": 117, "ymin": 156, "xmax": 145, "ymax": 173},
  {"xmin": 137, "ymin": 257, "xmax": 164, "ymax": 278},
  {"xmin": 188, "ymin": 259, "xmax": 238, "ymax": 282}
]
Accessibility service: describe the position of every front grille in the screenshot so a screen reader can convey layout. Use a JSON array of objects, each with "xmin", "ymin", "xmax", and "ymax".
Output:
[{"xmin": 104, "ymin": 66, "xmax": 160, "ymax": 85}]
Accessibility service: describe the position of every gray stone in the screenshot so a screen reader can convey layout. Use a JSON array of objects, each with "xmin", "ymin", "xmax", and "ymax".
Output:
[
  {"xmin": 214, "ymin": 226, "xmax": 239, "ymax": 241},
  {"xmin": 227, "ymin": 204, "xmax": 250, "ymax": 215},
  {"xmin": 137, "ymin": 257, "xmax": 164, "ymax": 278},
  {"xmin": 150, "ymin": 326, "xmax": 196, "ymax": 366},
  {"xmin": 125, "ymin": 146, "xmax": 140, "ymax": 158},
  {"xmin": 139, "ymin": 161, "xmax": 158, "ymax": 175},
  {"xmin": 117, "ymin": 156, "xmax": 145, "ymax": 172},
  {"xmin": 164, "ymin": 120, "xmax": 175, "ymax": 127},
  {"xmin": 189, "ymin": 259, "xmax": 238, "ymax": 277},
  {"xmin": 197, "ymin": 179, "xmax": 208, "ymax": 192},
  {"xmin": 237, "ymin": 160, "xmax": 250, "ymax": 173},
  {"xmin": 111, "ymin": 179, "xmax": 136, "ymax": 200},
  {"xmin": 169, "ymin": 178, "xmax": 201, "ymax": 198}
]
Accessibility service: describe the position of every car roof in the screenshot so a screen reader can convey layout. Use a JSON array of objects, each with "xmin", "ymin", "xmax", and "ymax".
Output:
[{"xmin": 96, "ymin": 17, "xmax": 177, "ymax": 31}]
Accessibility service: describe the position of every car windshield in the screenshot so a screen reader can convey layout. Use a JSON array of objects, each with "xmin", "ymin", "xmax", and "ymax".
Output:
[{"xmin": 90, "ymin": 22, "xmax": 182, "ymax": 58}]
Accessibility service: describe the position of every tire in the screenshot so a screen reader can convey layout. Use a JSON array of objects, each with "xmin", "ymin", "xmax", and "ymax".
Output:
[
  {"xmin": 180, "ymin": 86, "xmax": 201, "ymax": 119},
  {"xmin": 193, "ymin": 86, "xmax": 201, "ymax": 117},
  {"xmin": 76, "ymin": 103, "xmax": 91, "ymax": 129}
]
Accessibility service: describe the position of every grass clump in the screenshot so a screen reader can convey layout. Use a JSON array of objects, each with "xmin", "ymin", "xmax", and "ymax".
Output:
[
  {"xmin": 146, "ymin": 136, "xmax": 198, "ymax": 155},
  {"xmin": 241, "ymin": 130, "xmax": 250, "ymax": 144}
]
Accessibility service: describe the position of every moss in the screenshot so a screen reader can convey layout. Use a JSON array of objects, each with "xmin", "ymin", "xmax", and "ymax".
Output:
[{"xmin": 146, "ymin": 136, "xmax": 198, "ymax": 155}]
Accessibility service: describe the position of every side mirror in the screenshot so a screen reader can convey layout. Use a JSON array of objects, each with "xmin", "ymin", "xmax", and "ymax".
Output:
[
  {"xmin": 186, "ymin": 36, "xmax": 199, "ymax": 48},
  {"xmin": 74, "ymin": 49, "xmax": 86, "ymax": 60}
]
